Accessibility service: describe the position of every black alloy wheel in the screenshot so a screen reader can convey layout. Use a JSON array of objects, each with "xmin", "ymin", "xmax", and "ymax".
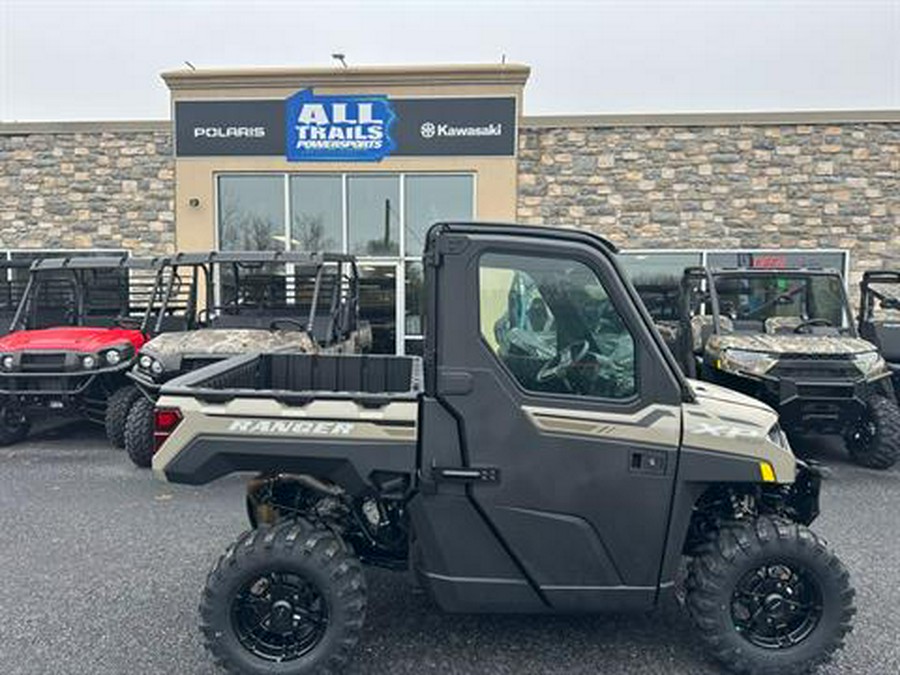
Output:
[
  {"xmin": 230, "ymin": 570, "xmax": 329, "ymax": 663},
  {"xmin": 731, "ymin": 561, "xmax": 823, "ymax": 650},
  {"xmin": 845, "ymin": 396, "xmax": 900, "ymax": 470}
]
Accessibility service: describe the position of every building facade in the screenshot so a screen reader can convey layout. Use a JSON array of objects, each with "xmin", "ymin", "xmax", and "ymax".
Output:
[{"xmin": 1, "ymin": 64, "xmax": 899, "ymax": 353}]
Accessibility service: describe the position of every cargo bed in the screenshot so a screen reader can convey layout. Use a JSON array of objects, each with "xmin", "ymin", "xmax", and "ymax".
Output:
[
  {"xmin": 154, "ymin": 352, "xmax": 423, "ymax": 487},
  {"xmin": 161, "ymin": 351, "xmax": 424, "ymax": 402}
]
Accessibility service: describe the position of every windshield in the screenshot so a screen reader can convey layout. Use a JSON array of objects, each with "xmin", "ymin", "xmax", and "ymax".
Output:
[{"xmin": 712, "ymin": 272, "xmax": 850, "ymax": 333}]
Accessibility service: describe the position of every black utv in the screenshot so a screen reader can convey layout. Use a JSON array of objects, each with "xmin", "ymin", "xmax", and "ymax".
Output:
[
  {"xmin": 153, "ymin": 223, "xmax": 854, "ymax": 675},
  {"xmin": 681, "ymin": 266, "xmax": 900, "ymax": 469}
]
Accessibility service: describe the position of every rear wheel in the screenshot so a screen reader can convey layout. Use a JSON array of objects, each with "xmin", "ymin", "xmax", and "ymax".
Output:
[
  {"xmin": 124, "ymin": 395, "xmax": 155, "ymax": 468},
  {"xmin": 686, "ymin": 516, "xmax": 854, "ymax": 675},
  {"xmin": 845, "ymin": 396, "xmax": 900, "ymax": 470},
  {"xmin": 0, "ymin": 407, "xmax": 29, "ymax": 446},
  {"xmin": 200, "ymin": 520, "xmax": 366, "ymax": 675},
  {"xmin": 105, "ymin": 385, "xmax": 141, "ymax": 449}
]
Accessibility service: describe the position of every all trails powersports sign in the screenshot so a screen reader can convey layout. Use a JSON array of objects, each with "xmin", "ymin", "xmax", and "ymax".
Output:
[
  {"xmin": 175, "ymin": 89, "xmax": 516, "ymax": 159},
  {"xmin": 285, "ymin": 90, "xmax": 396, "ymax": 162}
]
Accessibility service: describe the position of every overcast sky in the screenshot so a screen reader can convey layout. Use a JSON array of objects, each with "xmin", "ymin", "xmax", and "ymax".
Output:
[{"xmin": 0, "ymin": 0, "xmax": 897, "ymax": 122}]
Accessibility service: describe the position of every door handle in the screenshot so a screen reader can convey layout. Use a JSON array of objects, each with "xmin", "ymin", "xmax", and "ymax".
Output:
[{"xmin": 629, "ymin": 450, "xmax": 667, "ymax": 475}]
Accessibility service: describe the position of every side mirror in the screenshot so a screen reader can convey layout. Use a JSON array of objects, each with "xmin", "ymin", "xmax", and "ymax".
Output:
[{"xmin": 881, "ymin": 298, "xmax": 900, "ymax": 310}]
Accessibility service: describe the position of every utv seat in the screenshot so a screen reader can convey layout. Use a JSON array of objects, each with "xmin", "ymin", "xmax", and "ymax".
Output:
[
  {"xmin": 690, "ymin": 315, "xmax": 734, "ymax": 354},
  {"xmin": 765, "ymin": 316, "xmax": 805, "ymax": 335},
  {"xmin": 654, "ymin": 321, "xmax": 681, "ymax": 351},
  {"xmin": 210, "ymin": 312, "xmax": 339, "ymax": 345},
  {"xmin": 860, "ymin": 322, "xmax": 900, "ymax": 363},
  {"xmin": 155, "ymin": 314, "xmax": 190, "ymax": 332}
]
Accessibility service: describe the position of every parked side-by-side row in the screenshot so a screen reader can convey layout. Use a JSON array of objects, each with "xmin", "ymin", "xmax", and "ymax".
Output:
[{"xmin": 0, "ymin": 251, "xmax": 370, "ymax": 462}]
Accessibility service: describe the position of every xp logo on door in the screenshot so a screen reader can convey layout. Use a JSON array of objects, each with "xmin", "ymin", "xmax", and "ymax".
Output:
[{"xmin": 285, "ymin": 89, "xmax": 397, "ymax": 162}]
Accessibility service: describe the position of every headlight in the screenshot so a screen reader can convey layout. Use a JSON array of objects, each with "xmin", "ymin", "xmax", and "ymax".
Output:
[
  {"xmin": 139, "ymin": 354, "xmax": 153, "ymax": 369},
  {"xmin": 1, "ymin": 355, "xmax": 13, "ymax": 370},
  {"xmin": 767, "ymin": 423, "xmax": 792, "ymax": 452},
  {"xmin": 150, "ymin": 360, "xmax": 164, "ymax": 375},
  {"xmin": 105, "ymin": 350, "xmax": 121, "ymax": 366},
  {"xmin": 853, "ymin": 351, "xmax": 886, "ymax": 377},
  {"xmin": 82, "ymin": 355, "xmax": 97, "ymax": 369},
  {"xmin": 718, "ymin": 348, "xmax": 778, "ymax": 376}
]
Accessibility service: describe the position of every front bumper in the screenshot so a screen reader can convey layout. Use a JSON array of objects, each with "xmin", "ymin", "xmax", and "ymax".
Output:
[
  {"xmin": 0, "ymin": 361, "xmax": 134, "ymax": 400},
  {"xmin": 708, "ymin": 360, "xmax": 892, "ymax": 433}
]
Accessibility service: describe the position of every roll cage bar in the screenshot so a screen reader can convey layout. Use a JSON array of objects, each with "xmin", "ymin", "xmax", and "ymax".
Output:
[
  {"xmin": 11, "ymin": 255, "xmax": 167, "ymax": 333},
  {"xmin": 151, "ymin": 251, "xmax": 360, "ymax": 338},
  {"xmin": 859, "ymin": 271, "xmax": 900, "ymax": 322},
  {"xmin": 680, "ymin": 266, "xmax": 857, "ymax": 338}
]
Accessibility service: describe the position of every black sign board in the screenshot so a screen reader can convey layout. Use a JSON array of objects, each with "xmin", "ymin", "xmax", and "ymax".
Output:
[
  {"xmin": 174, "ymin": 95, "xmax": 517, "ymax": 159},
  {"xmin": 392, "ymin": 97, "xmax": 516, "ymax": 156},
  {"xmin": 175, "ymin": 100, "xmax": 284, "ymax": 157}
]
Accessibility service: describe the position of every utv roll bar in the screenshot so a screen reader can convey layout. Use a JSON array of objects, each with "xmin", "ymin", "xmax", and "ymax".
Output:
[
  {"xmin": 680, "ymin": 265, "xmax": 858, "ymax": 338},
  {"xmin": 152, "ymin": 251, "xmax": 360, "ymax": 339},
  {"xmin": 680, "ymin": 265, "xmax": 723, "ymax": 328},
  {"xmin": 11, "ymin": 255, "xmax": 168, "ymax": 333},
  {"xmin": 859, "ymin": 270, "xmax": 900, "ymax": 321}
]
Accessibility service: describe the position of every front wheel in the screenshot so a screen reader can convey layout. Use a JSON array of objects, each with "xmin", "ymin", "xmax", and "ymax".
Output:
[
  {"xmin": 0, "ymin": 407, "xmax": 29, "ymax": 446},
  {"xmin": 845, "ymin": 396, "xmax": 900, "ymax": 470},
  {"xmin": 686, "ymin": 516, "xmax": 854, "ymax": 675},
  {"xmin": 200, "ymin": 520, "xmax": 366, "ymax": 675},
  {"xmin": 124, "ymin": 395, "xmax": 155, "ymax": 468},
  {"xmin": 105, "ymin": 385, "xmax": 141, "ymax": 449}
]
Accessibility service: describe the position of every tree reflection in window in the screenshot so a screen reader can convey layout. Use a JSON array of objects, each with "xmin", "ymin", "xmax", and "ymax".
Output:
[{"xmin": 218, "ymin": 176, "xmax": 285, "ymax": 251}]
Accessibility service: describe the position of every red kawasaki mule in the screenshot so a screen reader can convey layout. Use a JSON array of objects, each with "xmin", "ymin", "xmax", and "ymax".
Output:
[{"xmin": 0, "ymin": 255, "xmax": 167, "ymax": 446}]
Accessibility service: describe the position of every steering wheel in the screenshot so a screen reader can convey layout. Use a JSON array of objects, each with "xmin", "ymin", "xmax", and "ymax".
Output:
[
  {"xmin": 269, "ymin": 318, "xmax": 307, "ymax": 331},
  {"xmin": 115, "ymin": 316, "xmax": 142, "ymax": 330},
  {"xmin": 793, "ymin": 318, "xmax": 833, "ymax": 333},
  {"xmin": 536, "ymin": 340, "xmax": 590, "ymax": 384}
]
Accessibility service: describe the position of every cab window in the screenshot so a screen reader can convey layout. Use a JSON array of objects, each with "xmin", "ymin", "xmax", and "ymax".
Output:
[{"xmin": 479, "ymin": 252, "xmax": 636, "ymax": 399}]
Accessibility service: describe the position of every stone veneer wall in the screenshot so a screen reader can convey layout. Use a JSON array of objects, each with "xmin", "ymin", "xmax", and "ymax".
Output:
[
  {"xmin": 518, "ymin": 120, "xmax": 900, "ymax": 283},
  {"xmin": 0, "ymin": 124, "xmax": 174, "ymax": 255}
]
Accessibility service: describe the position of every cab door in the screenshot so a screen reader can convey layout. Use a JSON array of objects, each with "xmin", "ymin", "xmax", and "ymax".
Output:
[{"xmin": 431, "ymin": 228, "xmax": 684, "ymax": 611}]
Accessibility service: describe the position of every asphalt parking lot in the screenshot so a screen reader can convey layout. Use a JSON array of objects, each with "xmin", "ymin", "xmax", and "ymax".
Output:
[{"xmin": 0, "ymin": 422, "xmax": 898, "ymax": 675}]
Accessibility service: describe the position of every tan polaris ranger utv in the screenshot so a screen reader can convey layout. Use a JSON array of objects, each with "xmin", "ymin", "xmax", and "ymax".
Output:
[
  {"xmin": 123, "ymin": 251, "xmax": 369, "ymax": 467},
  {"xmin": 151, "ymin": 224, "xmax": 854, "ymax": 675},
  {"xmin": 680, "ymin": 266, "xmax": 900, "ymax": 470}
]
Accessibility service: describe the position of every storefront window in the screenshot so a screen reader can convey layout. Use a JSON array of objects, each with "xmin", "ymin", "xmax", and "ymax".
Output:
[
  {"xmin": 290, "ymin": 175, "xmax": 342, "ymax": 252},
  {"xmin": 404, "ymin": 175, "xmax": 474, "ymax": 256},
  {"xmin": 218, "ymin": 176, "xmax": 285, "ymax": 250},
  {"xmin": 347, "ymin": 175, "xmax": 400, "ymax": 256}
]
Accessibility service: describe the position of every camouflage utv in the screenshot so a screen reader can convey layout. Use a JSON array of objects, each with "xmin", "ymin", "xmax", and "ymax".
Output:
[
  {"xmin": 681, "ymin": 266, "xmax": 900, "ymax": 470},
  {"xmin": 123, "ymin": 251, "xmax": 369, "ymax": 467}
]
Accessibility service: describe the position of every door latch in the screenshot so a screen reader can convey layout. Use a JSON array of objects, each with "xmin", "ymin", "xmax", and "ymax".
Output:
[
  {"xmin": 432, "ymin": 466, "xmax": 500, "ymax": 483},
  {"xmin": 629, "ymin": 451, "xmax": 667, "ymax": 475}
]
